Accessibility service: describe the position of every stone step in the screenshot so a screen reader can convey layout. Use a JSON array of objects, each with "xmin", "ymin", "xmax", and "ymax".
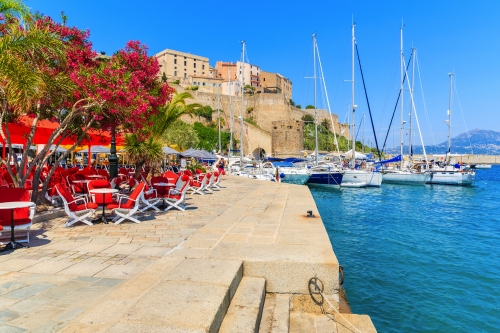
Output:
[
  {"xmin": 219, "ymin": 276, "xmax": 266, "ymax": 333},
  {"xmin": 105, "ymin": 258, "xmax": 243, "ymax": 333},
  {"xmin": 258, "ymin": 293, "xmax": 290, "ymax": 333},
  {"xmin": 334, "ymin": 313, "xmax": 377, "ymax": 333}
]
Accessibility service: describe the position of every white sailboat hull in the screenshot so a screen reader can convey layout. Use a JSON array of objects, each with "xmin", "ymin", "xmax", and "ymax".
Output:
[
  {"xmin": 427, "ymin": 171, "xmax": 475, "ymax": 186},
  {"xmin": 342, "ymin": 170, "xmax": 382, "ymax": 187},
  {"xmin": 382, "ymin": 171, "xmax": 430, "ymax": 185},
  {"xmin": 474, "ymin": 164, "xmax": 492, "ymax": 169}
]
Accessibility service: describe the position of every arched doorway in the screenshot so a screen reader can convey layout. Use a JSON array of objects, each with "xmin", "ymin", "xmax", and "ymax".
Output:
[{"xmin": 252, "ymin": 148, "xmax": 266, "ymax": 160}]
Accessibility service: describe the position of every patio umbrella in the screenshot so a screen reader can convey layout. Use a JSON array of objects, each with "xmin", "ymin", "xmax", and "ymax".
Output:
[
  {"xmin": 50, "ymin": 145, "xmax": 67, "ymax": 153},
  {"xmin": 162, "ymin": 146, "xmax": 179, "ymax": 155},
  {"xmin": 89, "ymin": 145, "xmax": 110, "ymax": 153}
]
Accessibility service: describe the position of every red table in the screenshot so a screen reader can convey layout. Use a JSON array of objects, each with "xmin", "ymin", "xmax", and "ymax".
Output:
[{"xmin": 0, "ymin": 201, "xmax": 35, "ymax": 251}]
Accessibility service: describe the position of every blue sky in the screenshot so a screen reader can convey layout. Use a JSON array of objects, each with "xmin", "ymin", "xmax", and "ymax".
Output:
[{"xmin": 26, "ymin": 0, "xmax": 500, "ymax": 148}]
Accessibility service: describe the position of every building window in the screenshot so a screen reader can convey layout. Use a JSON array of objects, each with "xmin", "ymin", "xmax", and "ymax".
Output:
[
  {"xmin": 202, "ymin": 72, "xmax": 205, "ymax": 75},
  {"xmin": 174, "ymin": 71, "xmax": 177, "ymax": 76},
  {"xmin": 202, "ymin": 65, "xmax": 205, "ymax": 70},
  {"xmin": 202, "ymin": 82, "xmax": 206, "ymax": 86},
  {"xmin": 263, "ymin": 78, "xmax": 265, "ymax": 81},
  {"xmin": 194, "ymin": 70, "xmax": 196, "ymax": 73},
  {"xmin": 174, "ymin": 59, "xmax": 177, "ymax": 64},
  {"xmin": 194, "ymin": 63, "xmax": 196, "ymax": 68},
  {"xmin": 184, "ymin": 73, "xmax": 186, "ymax": 78},
  {"xmin": 184, "ymin": 61, "xmax": 186, "ymax": 66}
]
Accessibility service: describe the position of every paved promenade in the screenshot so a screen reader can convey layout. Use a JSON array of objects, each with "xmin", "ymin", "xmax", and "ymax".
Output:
[{"xmin": 0, "ymin": 176, "xmax": 375, "ymax": 332}]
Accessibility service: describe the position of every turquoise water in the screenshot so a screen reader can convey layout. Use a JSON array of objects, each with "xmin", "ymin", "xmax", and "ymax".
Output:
[{"xmin": 309, "ymin": 167, "xmax": 500, "ymax": 332}]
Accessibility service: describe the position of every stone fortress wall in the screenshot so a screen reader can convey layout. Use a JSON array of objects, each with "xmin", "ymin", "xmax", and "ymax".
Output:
[{"xmin": 175, "ymin": 85, "xmax": 349, "ymax": 157}]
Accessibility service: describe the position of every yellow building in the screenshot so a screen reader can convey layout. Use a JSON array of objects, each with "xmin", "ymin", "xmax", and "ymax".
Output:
[
  {"xmin": 155, "ymin": 49, "xmax": 210, "ymax": 82},
  {"xmin": 189, "ymin": 76, "xmax": 224, "ymax": 94},
  {"xmin": 260, "ymin": 71, "xmax": 293, "ymax": 101}
]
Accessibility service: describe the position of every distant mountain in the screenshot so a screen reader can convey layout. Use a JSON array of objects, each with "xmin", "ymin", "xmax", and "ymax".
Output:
[{"xmin": 386, "ymin": 129, "xmax": 500, "ymax": 155}]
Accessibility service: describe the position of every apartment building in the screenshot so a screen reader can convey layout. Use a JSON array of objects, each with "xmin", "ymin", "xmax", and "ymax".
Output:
[
  {"xmin": 260, "ymin": 70, "xmax": 293, "ymax": 101},
  {"xmin": 155, "ymin": 49, "xmax": 210, "ymax": 81},
  {"xmin": 189, "ymin": 76, "xmax": 224, "ymax": 94},
  {"xmin": 236, "ymin": 61, "xmax": 261, "ymax": 88},
  {"xmin": 214, "ymin": 61, "xmax": 238, "ymax": 81}
]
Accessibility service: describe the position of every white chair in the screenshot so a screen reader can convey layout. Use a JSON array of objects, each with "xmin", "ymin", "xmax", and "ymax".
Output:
[
  {"xmin": 55, "ymin": 184, "xmax": 98, "ymax": 227},
  {"xmin": 140, "ymin": 184, "xmax": 161, "ymax": 212},
  {"xmin": 164, "ymin": 175, "xmax": 190, "ymax": 211},
  {"xmin": 108, "ymin": 183, "xmax": 145, "ymax": 224},
  {"xmin": 188, "ymin": 173, "xmax": 208, "ymax": 195}
]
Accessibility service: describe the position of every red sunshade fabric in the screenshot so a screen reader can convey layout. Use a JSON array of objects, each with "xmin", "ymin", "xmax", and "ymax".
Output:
[{"xmin": 2, "ymin": 116, "xmax": 124, "ymax": 146}]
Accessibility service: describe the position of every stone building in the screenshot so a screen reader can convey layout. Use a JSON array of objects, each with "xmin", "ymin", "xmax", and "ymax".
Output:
[
  {"xmin": 271, "ymin": 120, "xmax": 304, "ymax": 157},
  {"xmin": 214, "ymin": 61, "xmax": 238, "ymax": 81},
  {"xmin": 260, "ymin": 71, "xmax": 293, "ymax": 101},
  {"xmin": 155, "ymin": 49, "xmax": 210, "ymax": 81}
]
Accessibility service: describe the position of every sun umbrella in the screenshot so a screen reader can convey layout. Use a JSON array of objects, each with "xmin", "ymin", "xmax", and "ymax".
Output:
[{"xmin": 162, "ymin": 146, "xmax": 179, "ymax": 155}]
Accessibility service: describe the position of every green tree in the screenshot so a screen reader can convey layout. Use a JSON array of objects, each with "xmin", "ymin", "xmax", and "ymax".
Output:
[
  {"xmin": 296, "ymin": 104, "xmax": 301, "ymax": 109},
  {"xmin": 150, "ymin": 91, "xmax": 201, "ymax": 138},
  {"xmin": 244, "ymin": 84, "xmax": 256, "ymax": 94},
  {"xmin": 305, "ymin": 105, "xmax": 315, "ymax": 109},
  {"xmin": 301, "ymin": 114, "xmax": 314, "ymax": 122},
  {"xmin": 193, "ymin": 122, "xmax": 231, "ymax": 152},
  {"xmin": 289, "ymin": 99, "xmax": 296, "ymax": 106},
  {"xmin": 123, "ymin": 134, "xmax": 164, "ymax": 179},
  {"xmin": 162, "ymin": 120, "xmax": 199, "ymax": 151}
]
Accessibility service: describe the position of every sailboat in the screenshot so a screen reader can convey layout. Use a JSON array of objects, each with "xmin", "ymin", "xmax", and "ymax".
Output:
[
  {"xmin": 426, "ymin": 74, "xmax": 476, "ymax": 186},
  {"xmin": 341, "ymin": 23, "xmax": 382, "ymax": 187},
  {"xmin": 305, "ymin": 33, "xmax": 344, "ymax": 186},
  {"xmin": 382, "ymin": 28, "xmax": 430, "ymax": 185}
]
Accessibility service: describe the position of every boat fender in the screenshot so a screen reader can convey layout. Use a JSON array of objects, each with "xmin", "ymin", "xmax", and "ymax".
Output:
[
  {"xmin": 339, "ymin": 265, "xmax": 345, "ymax": 285},
  {"xmin": 280, "ymin": 173, "xmax": 285, "ymax": 179}
]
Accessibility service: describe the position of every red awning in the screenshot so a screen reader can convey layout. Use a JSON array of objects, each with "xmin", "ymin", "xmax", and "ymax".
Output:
[{"xmin": 3, "ymin": 116, "xmax": 124, "ymax": 146}]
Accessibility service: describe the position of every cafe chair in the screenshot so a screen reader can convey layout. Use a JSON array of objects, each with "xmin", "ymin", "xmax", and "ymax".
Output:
[
  {"xmin": 107, "ymin": 183, "xmax": 145, "ymax": 225},
  {"xmin": 55, "ymin": 184, "xmax": 98, "ymax": 227}
]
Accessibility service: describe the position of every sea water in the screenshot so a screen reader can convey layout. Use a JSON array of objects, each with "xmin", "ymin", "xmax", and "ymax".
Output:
[{"xmin": 309, "ymin": 166, "xmax": 500, "ymax": 332}]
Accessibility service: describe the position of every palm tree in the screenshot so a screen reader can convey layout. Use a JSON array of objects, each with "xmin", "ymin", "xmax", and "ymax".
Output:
[
  {"xmin": 123, "ymin": 134, "xmax": 164, "ymax": 179},
  {"xmin": 150, "ymin": 91, "xmax": 201, "ymax": 138}
]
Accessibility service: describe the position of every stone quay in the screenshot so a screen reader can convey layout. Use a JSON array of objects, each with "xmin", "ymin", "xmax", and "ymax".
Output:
[{"xmin": 0, "ymin": 176, "xmax": 376, "ymax": 332}]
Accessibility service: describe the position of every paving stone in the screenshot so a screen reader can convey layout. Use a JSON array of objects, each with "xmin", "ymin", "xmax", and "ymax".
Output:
[
  {"xmin": 3, "ymin": 283, "xmax": 56, "ymax": 300},
  {"xmin": 92, "ymin": 264, "xmax": 144, "ymax": 279},
  {"xmin": 92, "ymin": 278, "xmax": 122, "ymax": 288},
  {"xmin": 8, "ymin": 297, "xmax": 52, "ymax": 314},
  {"xmin": 38, "ymin": 281, "xmax": 88, "ymax": 299},
  {"xmin": 20, "ymin": 260, "xmax": 76, "ymax": 275},
  {"xmin": 0, "ymin": 283, "xmax": 26, "ymax": 297},
  {"xmin": 0, "ymin": 324, "xmax": 26, "ymax": 333},
  {"xmin": 56, "ymin": 261, "xmax": 110, "ymax": 277},
  {"xmin": 54, "ymin": 306, "xmax": 85, "ymax": 322},
  {"xmin": 30, "ymin": 320, "xmax": 66, "ymax": 333},
  {"xmin": 0, "ymin": 311, "xmax": 18, "ymax": 324}
]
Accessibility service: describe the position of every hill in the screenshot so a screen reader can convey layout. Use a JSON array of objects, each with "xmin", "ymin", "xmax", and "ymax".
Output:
[{"xmin": 386, "ymin": 129, "xmax": 500, "ymax": 155}]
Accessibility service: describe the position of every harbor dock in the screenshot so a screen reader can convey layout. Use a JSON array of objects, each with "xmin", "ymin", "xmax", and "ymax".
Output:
[{"xmin": 0, "ymin": 176, "xmax": 376, "ymax": 332}]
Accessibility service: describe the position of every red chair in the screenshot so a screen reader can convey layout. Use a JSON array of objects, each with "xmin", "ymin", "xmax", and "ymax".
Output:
[
  {"xmin": 97, "ymin": 169, "xmax": 109, "ymax": 180},
  {"xmin": 107, "ymin": 183, "xmax": 145, "ymax": 224},
  {"xmin": 0, "ymin": 188, "xmax": 35, "ymax": 243},
  {"xmin": 67, "ymin": 174, "xmax": 87, "ymax": 195},
  {"xmin": 151, "ymin": 176, "xmax": 172, "ymax": 199},
  {"xmin": 188, "ymin": 173, "xmax": 208, "ymax": 195},
  {"xmin": 140, "ymin": 183, "xmax": 161, "ymax": 212},
  {"xmin": 162, "ymin": 171, "xmax": 179, "ymax": 185},
  {"xmin": 164, "ymin": 175, "xmax": 190, "ymax": 211},
  {"xmin": 55, "ymin": 184, "xmax": 97, "ymax": 227}
]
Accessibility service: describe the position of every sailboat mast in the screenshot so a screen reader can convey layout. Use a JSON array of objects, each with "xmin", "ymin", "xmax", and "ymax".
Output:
[
  {"xmin": 313, "ymin": 33, "xmax": 319, "ymax": 165},
  {"xmin": 217, "ymin": 82, "xmax": 221, "ymax": 154},
  {"xmin": 228, "ymin": 68, "xmax": 233, "ymax": 158},
  {"xmin": 409, "ymin": 47, "xmax": 415, "ymax": 164},
  {"xmin": 362, "ymin": 113, "xmax": 365, "ymax": 154},
  {"xmin": 446, "ymin": 73, "xmax": 453, "ymax": 161},
  {"xmin": 351, "ymin": 24, "xmax": 356, "ymax": 163},
  {"xmin": 399, "ymin": 25, "xmax": 404, "ymax": 169},
  {"xmin": 240, "ymin": 41, "xmax": 245, "ymax": 166}
]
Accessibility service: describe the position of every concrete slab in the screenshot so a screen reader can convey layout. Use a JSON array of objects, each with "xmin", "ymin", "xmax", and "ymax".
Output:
[
  {"xmin": 334, "ymin": 313, "xmax": 377, "ymax": 333},
  {"xmin": 219, "ymin": 277, "xmax": 265, "ymax": 333}
]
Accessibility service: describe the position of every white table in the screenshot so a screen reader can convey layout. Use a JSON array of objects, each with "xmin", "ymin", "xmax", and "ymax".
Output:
[
  {"xmin": 0, "ymin": 201, "xmax": 35, "ymax": 251},
  {"xmin": 89, "ymin": 189, "xmax": 119, "ymax": 224}
]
